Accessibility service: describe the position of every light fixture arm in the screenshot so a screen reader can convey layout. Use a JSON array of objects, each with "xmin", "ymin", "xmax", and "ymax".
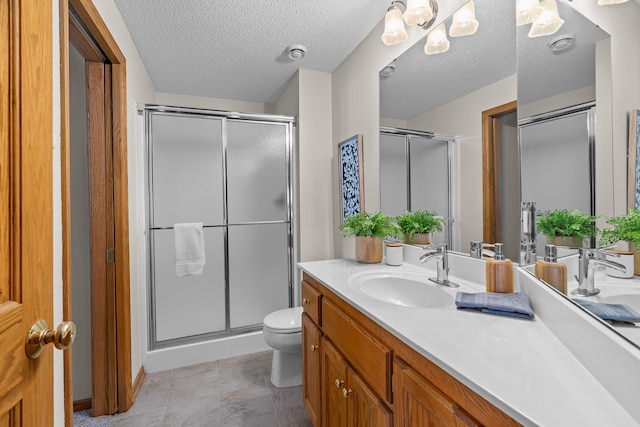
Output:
[{"xmin": 389, "ymin": 0, "xmax": 406, "ymax": 13}]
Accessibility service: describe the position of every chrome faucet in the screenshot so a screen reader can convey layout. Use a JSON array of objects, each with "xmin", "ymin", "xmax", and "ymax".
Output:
[
  {"xmin": 469, "ymin": 241, "xmax": 495, "ymax": 259},
  {"xmin": 520, "ymin": 201, "xmax": 537, "ymax": 265},
  {"xmin": 571, "ymin": 248, "xmax": 626, "ymax": 296},
  {"xmin": 419, "ymin": 244, "xmax": 460, "ymax": 288}
]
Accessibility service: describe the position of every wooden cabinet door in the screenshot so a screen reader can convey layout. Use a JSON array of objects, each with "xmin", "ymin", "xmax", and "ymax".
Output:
[
  {"xmin": 322, "ymin": 338, "xmax": 347, "ymax": 426},
  {"xmin": 302, "ymin": 314, "xmax": 322, "ymax": 426},
  {"xmin": 0, "ymin": 0, "xmax": 55, "ymax": 426},
  {"xmin": 394, "ymin": 359, "xmax": 479, "ymax": 427},
  {"xmin": 347, "ymin": 369, "xmax": 392, "ymax": 427}
]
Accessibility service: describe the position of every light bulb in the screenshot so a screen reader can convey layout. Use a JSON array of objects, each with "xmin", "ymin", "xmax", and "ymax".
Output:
[
  {"xmin": 381, "ymin": 6, "xmax": 408, "ymax": 45},
  {"xmin": 403, "ymin": 0, "xmax": 433, "ymax": 26},
  {"xmin": 449, "ymin": 0, "xmax": 479, "ymax": 37},
  {"xmin": 425, "ymin": 23, "xmax": 450, "ymax": 55}
]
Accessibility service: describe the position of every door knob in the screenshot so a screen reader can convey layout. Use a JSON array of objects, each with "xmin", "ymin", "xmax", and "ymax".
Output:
[{"xmin": 25, "ymin": 319, "xmax": 76, "ymax": 359}]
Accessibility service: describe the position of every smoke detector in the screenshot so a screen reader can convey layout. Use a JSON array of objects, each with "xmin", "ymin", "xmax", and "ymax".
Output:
[
  {"xmin": 548, "ymin": 34, "xmax": 576, "ymax": 52},
  {"xmin": 287, "ymin": 45, "xmax": 307, "ymax": 60}
]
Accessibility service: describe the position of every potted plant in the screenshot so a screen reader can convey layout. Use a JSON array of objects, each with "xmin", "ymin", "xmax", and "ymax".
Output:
[
  {"xmin": 600, "ymin": 209, "xmax": 640, "ymax": 275},
  {"xmin": 339, "ymin": 211, "xmax": 400, "ymax": 263},
  {"xmin": 395, "ymin": 210, "xmax": 444, "ymax": 245},
  {"xmin": 537, "ymin": 209, "xmax": 599, "ymax": 248}
]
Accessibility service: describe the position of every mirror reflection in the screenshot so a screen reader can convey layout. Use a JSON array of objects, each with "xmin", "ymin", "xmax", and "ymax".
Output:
[{"xmin": 380, "ymin": 0, "xmax": 640, "ymax": 349}]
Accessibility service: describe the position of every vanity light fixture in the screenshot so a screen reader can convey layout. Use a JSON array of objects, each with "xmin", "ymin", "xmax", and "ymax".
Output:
[
  {"xmin": 597, "ymin": 0, "xmax": 629, "ymax": 4},
  {"xmin": 381, "ymin": 0, "xmax": 439, "ymax": 46},
  {"xmin": 528, "ymin": 0, "xmax": 564, "ymax": 38},
  {"xmin": 381, "ymin": 2, "xmax": 409, "ymax": 45},
  {"xmin": 516, "ymin": 0, "xmax": 542, "ymax": 26},
  {"xmin": 449, "ymin": 0, "xmax": 479, "ymax": 37},
  {"xmin": 424, "ymin": 22, "xmax": 450, "ymax": 55},
  {"xmin": 403, "ymin": 0, "xmax": 434, "ymax": 26}
]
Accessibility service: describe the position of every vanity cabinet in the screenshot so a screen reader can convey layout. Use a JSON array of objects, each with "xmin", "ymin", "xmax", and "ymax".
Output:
[
  {"xmin": 394, "ymin": 358, "xmax": 479, "ymax": 427},
  {"xmin": 301, "ymin": 273, "xmax": 520, "ymax": 427},
  {"xmin": 322, "ymin": 337, "xmax": 393, "ymax": 426},
  {"xmin": 302, "ymin": 313, "xmax": 322, "ymax": 426}
]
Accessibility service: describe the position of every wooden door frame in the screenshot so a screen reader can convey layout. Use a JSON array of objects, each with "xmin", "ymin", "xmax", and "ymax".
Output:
[
  {"xmin": 60, "ymin": 0, "xmax": 134, "ymax": 422},
  {"xmin": 482, "ymin": 101, "xmax": 517, "ymax": 243}
]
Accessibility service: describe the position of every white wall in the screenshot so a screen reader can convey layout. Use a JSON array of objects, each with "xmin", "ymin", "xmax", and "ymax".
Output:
[
  {"xmin": 569, "ymin": 0, "xmax": 640, "ymax": 217},
  {"xmin": 407, "ymin": 75, "xmax": 517, "ymax": 250},
  {"xmin": 156, "ymin": 92, "xmax": 269, "ymax": 114}
]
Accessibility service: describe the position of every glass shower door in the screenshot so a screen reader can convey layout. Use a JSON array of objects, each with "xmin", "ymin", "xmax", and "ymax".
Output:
[{"xmin": 226, "ymin": 120, "xmax": 291, "ymax": 329}]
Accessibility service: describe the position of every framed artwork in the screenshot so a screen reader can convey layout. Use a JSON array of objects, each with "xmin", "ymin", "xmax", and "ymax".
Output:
[
  {"xmin": 628, "ymin": 109, "xmax": 640, "ymax": 210},
  {"xmin": 338, "ymin": 134, "xmax": 364, "ymax": 223}
]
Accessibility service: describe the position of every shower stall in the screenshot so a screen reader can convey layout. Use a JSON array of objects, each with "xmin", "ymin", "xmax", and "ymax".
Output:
[
  {"xmin": 380, "ymin": 127, "xmax": 456, "ymax": 250},
  {"xmin": 142, "ymin": 105, "xmax": 295, "ymax": 350}
]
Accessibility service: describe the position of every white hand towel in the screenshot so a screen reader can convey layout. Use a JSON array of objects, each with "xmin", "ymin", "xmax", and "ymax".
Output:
[{"xmin": 174, "ymin": 223, "xmax": 205, "ymax": 277}]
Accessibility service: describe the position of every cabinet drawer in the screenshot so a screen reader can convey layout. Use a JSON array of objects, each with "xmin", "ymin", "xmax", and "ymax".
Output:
[
  {"xmin": 301, "ymin": 280, "xmax": 322, "ymax": 325},
  {"xmin": 322, "ymin": 298, "xmax": 392, "ymax": 403}
]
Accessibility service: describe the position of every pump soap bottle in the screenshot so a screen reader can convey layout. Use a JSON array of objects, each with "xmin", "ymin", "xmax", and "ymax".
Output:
[
  {"xmin": 535, "ymin": 244, "xmax": 567, "ymax": 294},
  {"xmin": 486, "ymin": 243, "xmax": 514, "ymax": 293}
]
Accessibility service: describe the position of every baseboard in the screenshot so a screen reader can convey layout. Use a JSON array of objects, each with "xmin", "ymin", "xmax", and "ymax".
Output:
[
  {"xmin": 132, "ymin": 366, "xmax": 146, "ymax": 402},
  {"xmin": 73, "ymin": 398, "xmax": 92, "ymax": 412}
]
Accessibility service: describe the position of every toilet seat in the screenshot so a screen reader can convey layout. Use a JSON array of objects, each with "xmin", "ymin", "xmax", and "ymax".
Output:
[{"xmin": 263, "ymin": 306, "xmax": 303, "ymax": 333}]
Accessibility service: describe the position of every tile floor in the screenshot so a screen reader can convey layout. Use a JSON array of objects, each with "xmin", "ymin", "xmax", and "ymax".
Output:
[{"xmin": 107, "ymin": 350, "xmax": 312, "ymax": 427}]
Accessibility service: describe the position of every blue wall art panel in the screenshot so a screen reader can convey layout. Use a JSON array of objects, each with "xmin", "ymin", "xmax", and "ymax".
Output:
[{"xmin": 339, "ymin": 135, "xmax": 364, "ymax": 223}]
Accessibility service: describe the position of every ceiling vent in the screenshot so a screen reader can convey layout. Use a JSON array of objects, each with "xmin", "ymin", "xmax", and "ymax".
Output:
[
  {"xmin": 287, "ymin": 45, "xmax": 307, "ymax": 60},
  {"xmin": 548, "ymin": 34, "xmax": 576, "ymax": 52}
]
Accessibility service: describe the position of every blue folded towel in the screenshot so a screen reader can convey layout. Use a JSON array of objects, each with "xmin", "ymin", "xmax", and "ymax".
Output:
[
  {"xmin": 455, "ymin": 292, "xmax": 535, "ymax": 319},
  {"xmin": 571, "ymin": 299, "xmax": 640, "ymax": 323}
]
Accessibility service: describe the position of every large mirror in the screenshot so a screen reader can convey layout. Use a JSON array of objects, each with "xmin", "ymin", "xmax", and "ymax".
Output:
[
  {"xmin": 380, "ymin": 0, "xmax": 517, "ymax": 256},
  {"xmin": 380, "ymin": 0, "xmax": 640, "ymax": 349}
]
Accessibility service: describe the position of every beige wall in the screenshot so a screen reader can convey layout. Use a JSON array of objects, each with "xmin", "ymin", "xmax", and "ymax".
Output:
[{"xmin": 156, "ymin": 92, "xmax": 269, "ymax": 114}]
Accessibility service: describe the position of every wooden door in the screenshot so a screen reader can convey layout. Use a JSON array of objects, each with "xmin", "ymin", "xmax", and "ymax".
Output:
[
  {"xmin": 346, "ymin": 369, "xmax": 392, "ymax": 427},
  {"xmin": 302, "ymin": 314, "xmax": 322, "ymax": 426},
  {"xmin": 393, "ymin": 359, "xmax": 479, "ymax": 427},
  {"xmin": 322, "ymin": 339, "xmax": 347, "ymax": 426},
  {"xmin": 0, "ymin": 0, "xmax": 56, "ymax": 426}
]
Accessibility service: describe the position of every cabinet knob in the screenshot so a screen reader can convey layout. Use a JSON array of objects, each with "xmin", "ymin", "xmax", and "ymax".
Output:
[
  {"xmin": 335, "ymin": 379, "xmax": 344, "ymax": 389},
  {"xmin": 303, "ymin": 298, "xmax": 310, "ymax": 305},
  {"xmin": 342, "ymin": 388, "xmax": 353, "ymax": 399},
  {"xmin": 310, "ymin": 344, "xmax": 318, "ymax": 352}
]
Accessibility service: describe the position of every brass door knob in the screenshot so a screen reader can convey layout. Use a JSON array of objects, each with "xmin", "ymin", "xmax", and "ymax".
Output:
[
  {"xmin": 335, "ymin": 379, "xmax": 344, "ymax": 389},
  {"xmin": 25, "ymin": 319, "xmax": 76, "ymax": 359},
  {"xmin": 342, "ymin": 388, "xmax": 353, "ymax": 398},
  {"xmin": 302, "ymin": 298, "xmax": 310, "ymax": 305},
  {"xmin": 310, "ymin": 344, "xmax": 318, "ymax": 352}
]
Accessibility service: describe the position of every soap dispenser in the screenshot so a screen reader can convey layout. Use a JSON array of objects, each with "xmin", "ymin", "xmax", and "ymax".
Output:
[
  {"xmin": 535, "ymin": 244, "xmax": 567, "ymax": 294},
  {"xmin": 486, "ymin": 243, "xmax": 514, "ymax": 293}
]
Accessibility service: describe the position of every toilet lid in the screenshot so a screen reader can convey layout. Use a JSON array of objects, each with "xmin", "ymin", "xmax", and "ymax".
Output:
[{"xmin": 263, "ymin": 306, "xmax": 303, "ymax": 333}]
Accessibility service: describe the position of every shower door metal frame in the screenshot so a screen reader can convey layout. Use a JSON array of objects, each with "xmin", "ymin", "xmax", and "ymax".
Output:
[
  {"xmin": 380, "ymin": 127, "xmax": 456, "ymax": 249},
  {"xmin": 141, "ymin": 104, "xmax": 295, "ymax": 350},
  {"xmin": 518, "ymin": 101, "xmax": 597, "ymax": 247}
]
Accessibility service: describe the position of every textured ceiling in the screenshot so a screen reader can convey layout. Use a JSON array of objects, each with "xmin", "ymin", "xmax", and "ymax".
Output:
[
  {"xmin": 380, "ymin": 1, "xmax": 610, "ymax": 121},
  {"xmin": 112, "ymin": 0, "xmax": 389, "ymax": 104}
]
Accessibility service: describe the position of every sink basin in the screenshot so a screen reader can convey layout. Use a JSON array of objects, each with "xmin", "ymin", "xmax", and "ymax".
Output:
[{"xmin": 349, "ymin": 270, "xmax": 454, "ymax": 308}]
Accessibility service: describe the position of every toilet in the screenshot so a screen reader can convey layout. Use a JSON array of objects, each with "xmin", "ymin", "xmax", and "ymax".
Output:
[{"xmin": 263, "ymin": 306, "xmax": 304, "ymax": 388}]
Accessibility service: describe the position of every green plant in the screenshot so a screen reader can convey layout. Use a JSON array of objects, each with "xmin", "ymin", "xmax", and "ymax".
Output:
[
  {"xmin": 395, "ymin": 210, "xmax": 444, "ymax": 238},
  {"xmin": 339, "ymin": 211, "xmax": 400, "ymax": 239},
  {"xmin": 600, "ymin": 209, "xmax": 640, "ymax": 246},
  {"xmin": 536, "ymin": 209, "xmax": 599, "ymax": 239}
]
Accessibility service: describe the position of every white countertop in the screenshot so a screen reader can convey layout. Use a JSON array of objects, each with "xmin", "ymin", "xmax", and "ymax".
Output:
[{"xmin": 298, "ymin": 254, "xmax": 640, "ymax": 426}]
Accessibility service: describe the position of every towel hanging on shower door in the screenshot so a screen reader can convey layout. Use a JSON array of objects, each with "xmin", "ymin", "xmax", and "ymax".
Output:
[{"xmin": 174, "ymin": 222, "xmax": 205, "ymax": 277}]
